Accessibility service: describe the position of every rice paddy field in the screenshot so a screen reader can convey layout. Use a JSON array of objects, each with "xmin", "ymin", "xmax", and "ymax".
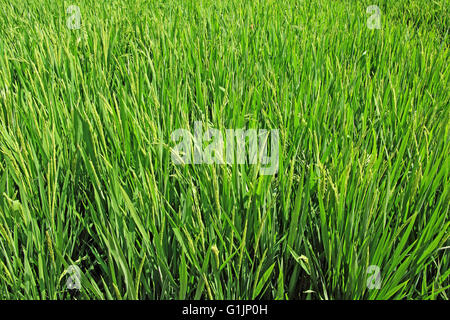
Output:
[{"xmin": 0, "ymin": 0, "xmax": 448, "ymax": 300}]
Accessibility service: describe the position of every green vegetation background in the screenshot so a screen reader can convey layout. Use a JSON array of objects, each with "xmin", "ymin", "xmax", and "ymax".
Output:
[{"xmin": 0, "ymin": 0, "xmax": 448, "ymax": 299}]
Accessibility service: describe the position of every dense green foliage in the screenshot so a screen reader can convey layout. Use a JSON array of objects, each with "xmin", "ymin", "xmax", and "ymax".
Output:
[{"xmin": 0, "ymin": 0, "xmax": 448, "ymax": 299}]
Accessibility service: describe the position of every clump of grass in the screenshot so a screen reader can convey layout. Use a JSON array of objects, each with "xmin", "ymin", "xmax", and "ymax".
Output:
[{"xmin": 0, "ymin": 0, "xmax": 448, "ymax": 299}]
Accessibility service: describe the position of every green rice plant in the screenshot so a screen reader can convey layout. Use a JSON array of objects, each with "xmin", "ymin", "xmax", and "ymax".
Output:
[{"xmin": 0, "ymin": 0, "xmax": 448, "ymax": 299}]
